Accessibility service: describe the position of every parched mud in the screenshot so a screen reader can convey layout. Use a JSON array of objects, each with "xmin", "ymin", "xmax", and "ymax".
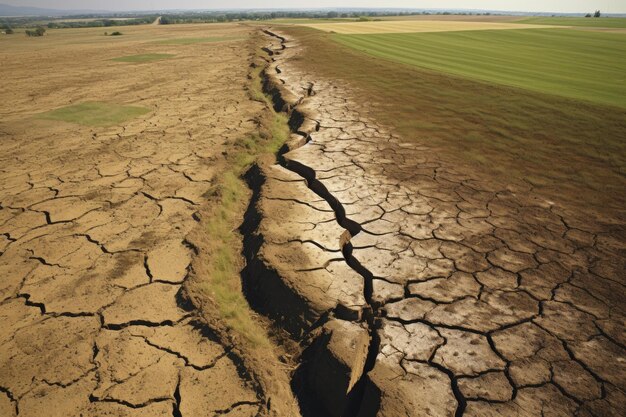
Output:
[
  {"xmin": 248, "ymin": 29, "xmax": 626, "ymax": 416},
  {"xmin": 0, "ymin": 25, "xmax": 273, "ymax": 417}
]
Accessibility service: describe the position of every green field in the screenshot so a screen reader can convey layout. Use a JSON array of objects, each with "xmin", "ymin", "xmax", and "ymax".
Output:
[
  {"xmin": 112, "ymin": 53, "xmax": 174, "ymax": 62},
  {"xmin": 153, "ymin": 36, "xmax": 243, "ymax": 44},
  {"xmin": 39, "ymin": 102, "xmax": 151, "ymax": 126},
  {"xmin": 334, "ymin": 29, "xmax": 626, "ymax": 108},
  {"xmin": 516, "ymin": 16, "xmax": 626, "ymax": 28}
]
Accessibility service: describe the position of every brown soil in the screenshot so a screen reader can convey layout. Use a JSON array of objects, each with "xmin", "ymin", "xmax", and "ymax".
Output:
[
  {"xmin": 247, "ymin": 29, "xmax": 626, "ymax": 417},
  {"xmin": 0, "ymin": 24, "xmax": 298, "ymax": 417}
]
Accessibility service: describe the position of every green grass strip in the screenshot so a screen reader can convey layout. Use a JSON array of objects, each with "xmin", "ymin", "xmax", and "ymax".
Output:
[{"xmin": 196, "ymin": 56, "xmax": 289, "ymax": 347}]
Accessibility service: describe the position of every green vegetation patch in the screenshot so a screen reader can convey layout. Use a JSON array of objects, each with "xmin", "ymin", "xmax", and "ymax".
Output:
[
  {"xmin": 515, "ymin": 16, "xmax": 626, "ymax": 28},
  {"xmin": 334, "ymin": 28, "xmax": 626, "ymax": 108},
  {"xmin": 153, "ymin": 36, "xmax": 243, "ymax": 45},
  {"xmin": 111, "ymin": 53, "xmax": 174, "ymax": 62},
  {"xmin": 39, "ymin": 101, "xmax": 151, "ymax": 127}
]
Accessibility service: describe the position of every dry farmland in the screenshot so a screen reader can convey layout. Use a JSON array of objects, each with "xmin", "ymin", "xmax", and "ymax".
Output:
[{"xmin": 0, "ymin": 23, "xmax": 299, "ymax": 417}]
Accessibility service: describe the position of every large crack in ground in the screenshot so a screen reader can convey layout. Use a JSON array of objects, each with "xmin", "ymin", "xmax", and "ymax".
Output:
[
  {"xmin": 247, "ymin": 28, "xmax": 626, "ymax": 417},
  {"xmin": 256, "ymin": 29, "xmax": 384, "ymax": 416},
  {"xmin": 278, "ymin": 94, "xmax": 384, "ymax": 417}
]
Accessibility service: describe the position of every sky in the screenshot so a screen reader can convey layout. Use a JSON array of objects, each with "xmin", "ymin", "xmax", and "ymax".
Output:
[{"xmin": 4, "ymin": 1, "xmax": 626, "ymax": 13}]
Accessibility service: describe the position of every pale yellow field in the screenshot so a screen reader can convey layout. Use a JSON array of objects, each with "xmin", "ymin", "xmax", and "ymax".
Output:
[{"xmin": 304, "ymin": 20, "xmax": 564, "ymax": 34}]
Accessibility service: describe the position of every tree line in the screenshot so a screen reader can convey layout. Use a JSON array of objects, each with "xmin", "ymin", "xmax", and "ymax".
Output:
[
  {"xmin": 1, "ymin": 9, "xmax": 502, "ymax": 30},
  {"xmin": 159, "ymin": 10, "xmax": 498, "ymax": 24}
]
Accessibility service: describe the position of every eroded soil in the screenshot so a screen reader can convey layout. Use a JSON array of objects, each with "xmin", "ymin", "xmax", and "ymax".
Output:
[
  {"xmin": 250, "ymin": 30, "xmax": 626, "ymax": 417},
  {"xmin": 0, "ymin": 24, "xmax": 272, "ymax": 417}
]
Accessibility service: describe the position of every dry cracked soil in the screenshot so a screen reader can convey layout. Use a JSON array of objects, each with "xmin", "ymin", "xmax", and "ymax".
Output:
[
  {"xmin": 242, "ymin": 29, "xmax": 626, "ymax": 417},
  {"xmin": 1, "ymin": 22, "xmax": 625, "ymax": 417},
  {"xmin": 0, "ymin": 24, "xmax": 269, "ymax": 417}
]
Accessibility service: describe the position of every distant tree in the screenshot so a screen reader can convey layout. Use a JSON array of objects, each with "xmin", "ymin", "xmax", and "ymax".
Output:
[
  {"xmin": 594, "ymin": 10, "xmax": 601, "ymax": 17},
  {"xmin": 326, "ymin": 11, "xmax": 338, "ymax": 18},
  {"xmin": 585, "ymin": 13, "xmax": 592, "ymax": 18},
  {"xmin": 25, "ymin": 26, "xmax": 45, "ymax": 37},
  {"xmin": 5, "ymin": 28, "xmax": 13, "ymax": 34},
  {"xmin": 110, "ymin": 31, "xmax": 122, "ymax": 36}
]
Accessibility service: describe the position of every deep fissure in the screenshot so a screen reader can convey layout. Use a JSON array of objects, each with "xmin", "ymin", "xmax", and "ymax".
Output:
[{"xmin": 257, "ymin": 28, "xmax": 383, "ymax": 417}]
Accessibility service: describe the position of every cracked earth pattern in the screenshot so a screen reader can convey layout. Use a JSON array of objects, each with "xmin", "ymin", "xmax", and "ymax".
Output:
[
  {"xmin": 0, "ymin": 27, "xmax": 264, "ymax": 417},
  {"xmin": 255, "ymin": 30, "xmax": 626, "ymax": 416}
]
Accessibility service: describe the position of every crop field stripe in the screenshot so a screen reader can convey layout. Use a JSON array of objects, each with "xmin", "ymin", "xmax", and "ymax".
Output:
[
  {"xmin": 333, "ymin": 29, "xmax": 626, "ymax": 108},
  {"xmin": 305, "ymin": 20, "xmax": 562, "ymax": 34},
  {"xmin": 515, "ymin": 16, "xmax": 626, "ymax": 28}
]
